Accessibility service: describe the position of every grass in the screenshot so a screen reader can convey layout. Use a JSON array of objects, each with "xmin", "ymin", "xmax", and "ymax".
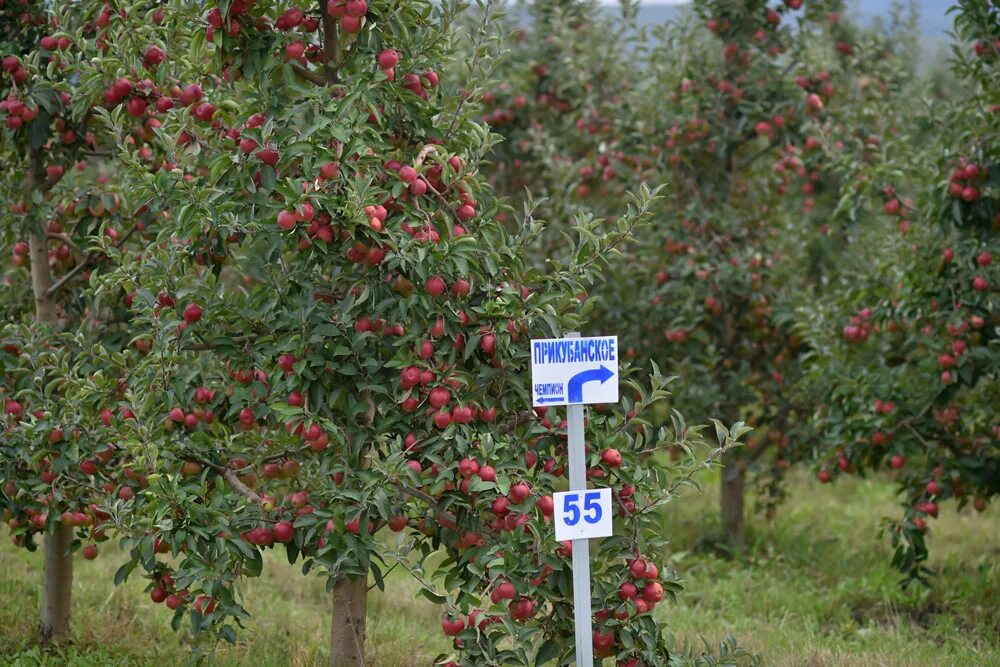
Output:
[{"xmin": 1, "ymin": 469, "xmax": 997, "ymax": 666}]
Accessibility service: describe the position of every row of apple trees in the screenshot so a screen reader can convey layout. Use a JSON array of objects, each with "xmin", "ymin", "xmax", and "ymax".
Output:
[
  {"xmin": 1, "ymin": 0, "xmax": 756, "ymax": 665},
  {"xmin": 477, "ymin": 0, "xmax": 996, "ymax": 579}
]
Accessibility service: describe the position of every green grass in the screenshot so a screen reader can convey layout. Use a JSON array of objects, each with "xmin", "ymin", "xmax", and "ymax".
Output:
[{"xmin": 1, "ymin": 470, "xmax": 997, "ymax": 666}]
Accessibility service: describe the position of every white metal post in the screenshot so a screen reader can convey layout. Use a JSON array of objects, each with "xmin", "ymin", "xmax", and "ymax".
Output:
[{"xmin": 565, "ymin": 332, "xmax": 593, "ymax": 667}]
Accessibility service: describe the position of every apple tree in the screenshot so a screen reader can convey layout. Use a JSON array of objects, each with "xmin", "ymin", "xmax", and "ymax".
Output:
[
  {"xmin": 795, "ymin": 0, "xmax": 999, "ymax": 582},
  {"xmin": 479, "ymin": 0, "xmax": 909, "ymax": 548},
  {"xmin": 0, "ymin": 0, "xmax": 161, "ymax": 644},
  {"xmin": 43, "ymin": 0, "xmax": 756, "ymax": 665}
]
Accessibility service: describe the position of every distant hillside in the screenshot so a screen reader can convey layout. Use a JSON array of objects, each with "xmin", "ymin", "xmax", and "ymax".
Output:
[
  {"xmin": 843, "ymin": 0, "xmax": 952, "ymax": 37},
  {"xmin": 595, "ymin": 1, "xmax": 954, "ymax": 37}
]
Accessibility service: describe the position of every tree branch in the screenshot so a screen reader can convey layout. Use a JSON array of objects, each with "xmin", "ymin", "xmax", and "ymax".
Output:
[
  {"xmin": 222, "ymin": 468, "xmax": 263, "ymax": 504},
  {"xmin": 413, "ymin": 144, "xmax": 439, "ymax": 168},
  {"xmin": 498, "ymin": 410, "xmax": 535, "ymax": 435},
  {"xmin": 45, "ymin": 224, "xmax": 139, "ymax": 297},
  {"xmin": 319, "ymin": 0, "xmax": 340, "ymax": 84},
  {"xmin": 292, "ymin": 63, "xmax": 326, "ymax": 86},
  {"xmin": 188, "ymin": 456, "xmax": 263, "ymax": 504},
  {"xmin": 399, "ymin": 485, "xmax": 457, "ymax": 525}
]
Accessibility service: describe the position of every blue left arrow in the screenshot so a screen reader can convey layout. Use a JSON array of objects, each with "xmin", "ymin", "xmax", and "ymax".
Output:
[
  {"xmin": 567, "ymin": 365, "xmax": 614, "ymax": 403},
  {"xmin": 536, "ymin": 396, "xmax": 565, "ymax": 404}
]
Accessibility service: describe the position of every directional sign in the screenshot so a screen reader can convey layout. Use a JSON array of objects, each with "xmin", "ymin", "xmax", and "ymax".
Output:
[
  {"xmin": 530, "ymin": 336, "xmax": 619, "ymax": 407},
  {"xmin": 553, "ymin": 488, "xmax": 613, "ymax": 541}
]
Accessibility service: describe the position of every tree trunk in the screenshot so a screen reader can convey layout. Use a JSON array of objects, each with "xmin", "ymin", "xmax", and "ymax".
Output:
[
  {"xmin": 40, "ymin": 524, "xmax": 74, "ymax": 645},
  {"xmin": 330, "ymin": 576, "xmax": 367, "ymax": 667},
  {"xmin": 28, "ymin": 232, "xmax": 56, "ymax": 323},
  {"xmin": 27, "ymin": 154, "xmax": 73, "ymax": 644},
  {"xmin": 720, "ymin": 451, "xmax": 746, "ymax": 551}
]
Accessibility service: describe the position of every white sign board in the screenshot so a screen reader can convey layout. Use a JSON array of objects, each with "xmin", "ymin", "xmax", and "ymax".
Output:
[
  {"xmin": 553, "ymin": 488, "xmax": 613, "ymax": 541},
  {"xmin": 530, "ymin": 336, "xmax": 619, "ymax": 407}
]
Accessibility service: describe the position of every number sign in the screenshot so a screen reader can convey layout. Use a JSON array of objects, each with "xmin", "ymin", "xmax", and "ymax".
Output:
[{"xmin": 553, "ymin": 488, "xmax": 613, "ymax": 541}]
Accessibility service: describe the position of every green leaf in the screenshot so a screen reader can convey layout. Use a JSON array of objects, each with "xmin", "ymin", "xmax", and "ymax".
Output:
[
  {"xmin": 370, "ymin": 562, "xmax": 384, "ymax": 591},
  {"xmin": 220, "ymin": 624, "xmax": 237, "ymax": 644},
  {"xmin": 260, "ymin": 166, "xmax": 277, "ymax": 191},
  {"xmin": 418, "ymin": 588, "xmax": 446, "ymax": 604},
  {"xmin": 28, "ymin": 112, "xmax": 51, "ymax": 150},
  {"xmin": 535, "ymin": 638, "xmax": 560, "ymax": 666},
  {"xmin": 113, "ymin": 561, "xmax": 135, "ymax": 586}
]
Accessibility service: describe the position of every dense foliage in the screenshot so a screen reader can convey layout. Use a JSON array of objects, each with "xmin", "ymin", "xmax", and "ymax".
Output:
[
  {"xmin": 3, "ymin": 1, "xmax": 754, "ymax": 665},
  {"xmin": 481, "ymin": 0, "xmax": 907, "ymax": 541},
  {"xmin": 480, "ymin": 0, "xmax": 996, "ymax": 579},
  {"xmin": 796, "ymin": 0, "xmax": 999, "ymax": 581},
  {"xmin": 2, "ymin": 0, "xmax": 996, "ymax": 663}
]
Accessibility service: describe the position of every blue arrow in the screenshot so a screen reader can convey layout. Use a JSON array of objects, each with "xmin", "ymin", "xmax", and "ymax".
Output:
[
  {"xmin": 536, "ymin": 396, "xmax": 565, "ymax": 404},
  {"xmin": 567, "ymin": 365, "xmax": 614, "ymax": 403}
]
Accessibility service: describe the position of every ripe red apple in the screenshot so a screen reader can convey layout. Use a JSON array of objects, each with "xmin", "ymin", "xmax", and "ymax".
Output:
[
  {"xmin": 490, "ymin": 580, "xmax": 516, "ymax": 603},
  {"xmin": 536, "ymin": 495, "xmax": 554, "ymax": 517},
  {"xmin": 433, "ymin": 411, "xmax": 452, "ymax": 429},
  {"xmin": 178, "ymin": 83, "xmax": 202, "ymax": 107},
  {"xmin": 319, "ymin": 162, "xmax": 339, "ymax": 180},
  {"xmin": 805, "ymin": 93, "xmax": 824, "ymax": 113},
  {"xmin": 593, "ymin": 630, "xmax": 615, "ymax": 652},
  {"xmin": 491, "ymin": 496, "xmax": 509, "ymax": 517},
  {"xmin": 286, "ymin": 41, "xmax": 306, "ymax": 61},
  {"xmin": 378, "ymin": 49, "xmax": 399, "ymax": 70},
  {"xmin": 451, "ymin": 278, "xmax": 471, "ymax": 298},
  {"xmin": 642, "ymin": 581, "xmax": 664, "ymax": 603},
  {"xmin": 618, "ymin": 582, "xmax": 638, "ymax": 600},
  {"xmin": 277, "ymin": 210, "xmax": 298, "ymax": 230},
  {"xmin": 601, "ymin": 448, "xmax": 622, "ymax": 467},
  {"xmin": 273, "ymin": 521, "xmax": 295, "ymax": 543},
  {"xmin": 257, "ymin": 148, "xmax": 280, "ymax": 166},
  {"xmin": 479, "ymin": 333, "xmax": 496, "ymax": 355},
  {"xmin": 182, "ymin": 303, "xmax": 202, "ymax": 324},
  {"xmin": 429, "ymin": 387, "xmax": 451, "ymax": 409},
  {"xmin": 890, "ymin": 455, "xmax": 905, "ymax": 469},
  {"xmin": 478, "ymin": 465, "xmax": 497, "ymax": 482},
  {"xmin": 458, "ymin": 458, "xmax": 479, "ymax": 478},
  {"xmin": 628, "ymin": 559, "xmax": 648, "ymax": 579},
  {"xmin": 345, "ymin": 0, "xmax": 368, "ymax": 17},
  {"xmin": 81, "ymin": 544, "xmax": 99, "ymax": 560},
  {"xmin": 425, "ymin": 275, "xmax": 446, "ymax": 297},
  {"xmin": 441, "ymin": 615, "xmax": 464, "ymax": 636},
  {"xmin": 509, "ymin": 482, "xmax": 530, "ymax": 504},
  {"xmin": 400, "ymin": 365, "xmax": 421, "ymax": 389},
  {"xmin": 509, "ymin": 597, "xmax": 535, "ymax": 621},
  {"xmin": 144, "ymin": 45, "xmax": 165, "ymax": 67}
]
